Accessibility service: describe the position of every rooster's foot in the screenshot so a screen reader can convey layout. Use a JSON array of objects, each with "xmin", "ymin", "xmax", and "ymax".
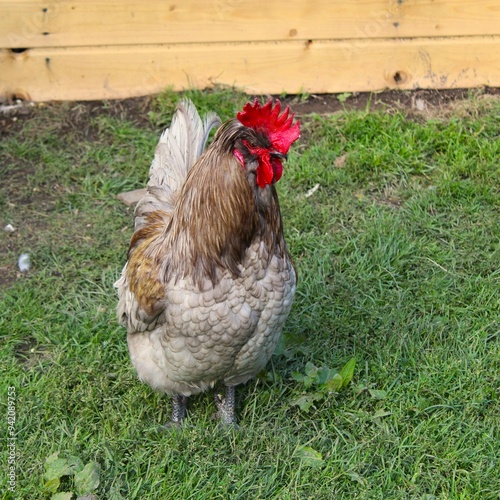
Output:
[
  {"xmin": 214, "ymin": 385, "xmax": 238, "ymax": 427},
  {"xmin": 167, "ymin": 394, "xmax": 188, "ymax": 426}
]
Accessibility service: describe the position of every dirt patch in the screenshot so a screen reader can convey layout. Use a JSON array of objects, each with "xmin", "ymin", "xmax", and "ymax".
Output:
[
  {"xmin": 2, "ymin": 88, "xmax": 499, "ymax": 138},
  {"xmin": 13, "ymin": 335, "xmax": 53, "ymax": 369},
  {"xmin": 1, "ymin": 96, "xmax": 154, "ymax": 140},
  {"xmin": 282, "ymin": 87, "xmax": 500, "ymax": 116}
]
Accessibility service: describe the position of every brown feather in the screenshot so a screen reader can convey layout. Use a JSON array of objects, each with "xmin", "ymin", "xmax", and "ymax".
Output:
[{"xmin": 126, "ymin": 211, "xmax": 169, "ymax": 316}]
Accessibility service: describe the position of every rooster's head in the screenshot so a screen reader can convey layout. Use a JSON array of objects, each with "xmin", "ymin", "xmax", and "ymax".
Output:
[{"xmin": 234, "ymin": 99, "xmax": 300, "ymax": 189}]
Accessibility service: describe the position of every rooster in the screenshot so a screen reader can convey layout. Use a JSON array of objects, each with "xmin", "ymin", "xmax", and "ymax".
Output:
[{"xmin": 115, "ymin": 98, "xmax": 300, "ymax": 425}]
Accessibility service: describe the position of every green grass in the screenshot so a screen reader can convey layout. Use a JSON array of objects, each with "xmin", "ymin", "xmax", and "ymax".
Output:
[{"xmin": 1, "ymin": 88, "xmax": 499, "ymax": 499}]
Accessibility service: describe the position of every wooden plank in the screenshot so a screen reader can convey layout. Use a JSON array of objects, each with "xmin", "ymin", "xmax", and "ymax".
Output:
[
  {"xmin": 1, "ymin": 0, "xmax": 500, "ymax": 48},
  {"xmin": 1, "ymin": 37, "xmax": 499, "ymax": 101}
]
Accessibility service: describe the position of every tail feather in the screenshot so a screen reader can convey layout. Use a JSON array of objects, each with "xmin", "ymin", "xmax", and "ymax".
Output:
[{"xmin": 134, "ymin": 99, "xmax": 221, "ymax": 227}]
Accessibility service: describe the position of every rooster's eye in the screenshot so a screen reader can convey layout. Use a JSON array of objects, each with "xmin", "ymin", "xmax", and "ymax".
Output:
[{"xmin": 271, "ymin": 152, "xmax": 287, "ymax": 161}]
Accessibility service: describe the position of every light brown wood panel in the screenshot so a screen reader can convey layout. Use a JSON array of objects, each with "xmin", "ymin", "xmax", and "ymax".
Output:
[
  {"xmin": 2, "ymin": 37, "xmax": 499, "ymax": 101},
  {"xmin": 1, "ymin": 0, "xmax": 500, "ymax": 48}
]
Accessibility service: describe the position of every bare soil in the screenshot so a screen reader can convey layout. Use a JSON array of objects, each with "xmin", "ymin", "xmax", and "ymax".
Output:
[
  {"xmin": 2, "ymin": 87, "xmax": 500, "ymax": 138},
  {"xmin": 283, "ymin": 87, "xmax": 500, "ymax": 115}
]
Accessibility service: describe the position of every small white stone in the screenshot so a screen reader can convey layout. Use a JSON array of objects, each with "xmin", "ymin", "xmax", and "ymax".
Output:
[{"xmin": 414, "ymin": 98, "xmax": 426, "ymax": 111}]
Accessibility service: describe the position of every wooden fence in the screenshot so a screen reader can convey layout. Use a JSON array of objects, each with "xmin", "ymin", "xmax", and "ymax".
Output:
[{"xmin": 1, "ymin": 0, "xmax": 499, "ymax": 101}]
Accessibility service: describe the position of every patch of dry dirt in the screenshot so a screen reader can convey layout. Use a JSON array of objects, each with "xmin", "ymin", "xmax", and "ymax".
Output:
[
  {"xmin": 283, "ymin": 87, "xmax": 500, "ymax": 116},
  {"xmin": 2, "ymin": 88, "xmax": 499, "ymax": 139},
  {"xmin": 1, "ymin": 96, "xmax": 154, "ymax": 140}
]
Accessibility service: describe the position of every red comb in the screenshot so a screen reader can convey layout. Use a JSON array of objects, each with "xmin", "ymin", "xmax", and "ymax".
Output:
[{"xmin": 237, "ymin": 99, "xmax": 300, "ymax": 154}]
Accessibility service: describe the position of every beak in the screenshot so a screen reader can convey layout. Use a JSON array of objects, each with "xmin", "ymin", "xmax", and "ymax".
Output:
[{"xmin": 271, "ymin": 151, "xmax": 288, "ymax": 161}]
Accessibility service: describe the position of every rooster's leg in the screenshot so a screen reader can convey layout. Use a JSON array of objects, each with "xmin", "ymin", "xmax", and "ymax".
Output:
[
  {"xmin": 215, "ymin": 385, "xmax": 237, "ymax": 426},
  {"xmin": 170, "ymin": 394, "xmax": 188, "ymax": 424}
]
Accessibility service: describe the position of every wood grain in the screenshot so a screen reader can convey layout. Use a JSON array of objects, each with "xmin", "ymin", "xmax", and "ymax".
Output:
[
  {"xmin": 1, "ymin": 0, "xmax": 499, "ymax": 48},
  {"xmin": 2, "ymin": 37, "xmax": 499, "ymax": 101}
]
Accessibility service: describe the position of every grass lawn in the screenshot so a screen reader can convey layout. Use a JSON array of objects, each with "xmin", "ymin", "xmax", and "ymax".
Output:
[{"xmin": 1, "ymin": 89, "xmax": 499, "ymax": 499}]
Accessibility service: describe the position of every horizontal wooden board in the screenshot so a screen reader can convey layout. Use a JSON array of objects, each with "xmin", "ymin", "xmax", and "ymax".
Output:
[
  {"xmin": 1, "ymin": 0, "xmax": 500, "ymax": 48},
  {"xmin": 2, "ymin": 37, "xmax": 499, "ymax": 101}
]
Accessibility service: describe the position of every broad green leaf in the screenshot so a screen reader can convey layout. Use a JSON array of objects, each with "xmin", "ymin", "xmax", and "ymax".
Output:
[
  {"xmin": 43, "ymin": 477, "xmax": 61, "ymax": 494},
  {"xmin": 292, "ymin": 370, "xmax": 315, "ymax": 389},
  {"xmin": 291, "ymin": 372, "xmax": 306, "ymax": 383},
  {"xmin": 325, "ymin": 373, "xmax": 343, "ymax": 392},
  {"xmin": 292, "ymin": 394, "xmax": 315, "ymax": 412},
  {"xmin": 337, "ymin": 92, "xmax": 352, "ymax": 103},
  {"xmin": 292, "ymin": 393, "xmax": 323, "ymax": 412},
  {"xmin": 339, "ymin": 358, "xmax": 356, "ymax": 388},
  {"xmin": 44, "ymin": 454, "xmax": 74, "ymax": 481},
  {"xmin": 294, "ymin": 446, "xmax": 324, "ymax": 467},
  {"xmin": 74, "ymin": 462, "xmax": 100, "ymax": 495},
  {"xmin": 316, "ymin": 366, "xmax": 337, "ymax": 385},
  {"xmin": 51, "ymin": 493, "xmax": 74, "ymax": 500},
  {"xmin": 67, "ymin": 456, "xmax": 85, "ymax": 474},
  {"xmin": 304, "ymin": 362, "xmax": 319, "ymax": 378},
  {"xmin": 45, "ymin": 452, "xmax": 61, "ymax": 465}
]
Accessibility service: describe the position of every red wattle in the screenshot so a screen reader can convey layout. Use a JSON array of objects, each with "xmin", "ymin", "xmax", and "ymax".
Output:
[
  {"xmin": 271, "ymin": 158, "xmax": 283, "ymax": 183},
  {"xmin": 256, "ymin": 154, "xmax": 274, "ymax": 188},
  {"xmin": 242, "ymin": 140, "xmax": 282, "ymax": 188}
]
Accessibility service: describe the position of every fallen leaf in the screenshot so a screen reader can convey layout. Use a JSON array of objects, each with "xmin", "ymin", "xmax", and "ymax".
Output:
[
  {"xmin": 334, "ymin": 154, "xmax": 348, "ymax": 168},
  {"xmin": 305, "ymin": 183, "xmax": 320, "ymax": 198},
  {"xmin": 75, "ymin": 462, "xmax": 100, "ymax": 495},
  {"xmin": 294, "ymin": 446, "xmax": 324, "ymax": 467}
]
